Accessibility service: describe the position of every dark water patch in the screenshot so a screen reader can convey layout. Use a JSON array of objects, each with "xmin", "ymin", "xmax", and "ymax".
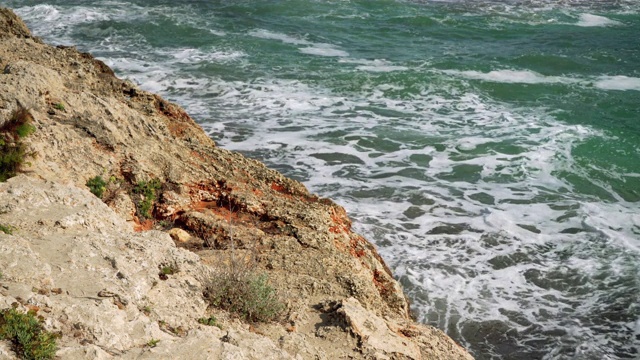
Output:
[
  {"xmin": 559, "ymin": 227, "xmax": 584, "ymax": 234},
  {"xmin": 499, "ymin": 308, "xmax": 532, "ymax": 327},
  {"xmin": 310, "ymin": 152, "xmax": 364, "ymax": 165},
  {"xmin": 349, "ymin": 186, "xmax": 396, "ymax": 199},
  {"xmin": 459, "ymin": 320, "xmax": 523, "ymax": 360},
  {"xmin": 517, "ymin": 224, "xmax": 541, "ymax": 234},
  {"xmin": 555, "ymin": 171, "xmax": 617, "ymax": 201},
  {"xmin": 523, "ymin": 268, "xmax": 590, "ymax": 293},
  {"xmin": 344, "ymin": 134, "xmax": 403, "ymax": 152},
  {"xmin": 331, "ymin": 165, "xmax": 368, "ymax": 179},
  {"xmin": 468, "ymin": 192, "xmax": 495, "ymax": 205},
  {"xmin": 479, "ymin": 233, "xmax": 513, "ymax": 248},
  {"xmin": 409, "ymin": 153, "xmax": 432, "ymax": 167},
  {"xmin": 511, "ymin": 53, "xmax": 591, "ymax": 74},
  {"xmin": 403, "ymin": 206, "xmax": 426, "ymax": 219},
  {"xmin": 488, "ymin": 251, "xmax": 531, "ymax": 270},
  {"xmin": 406, "ymin": 191, "xmax": 437, "ymax": 206},
  {"xmin": 427, "ymin": 222, "xmax": 483, "ymax": 235},
  {"xmin": 396, "ymin": 167, "xmax": 432, "ymax": 181},
  {"xmin": 554, "ymin": 209, "xmax": 579, "ymax": 223},
  {"xmin": 436, "ymin": 164, "xmax": 484, "ymax": 183}
]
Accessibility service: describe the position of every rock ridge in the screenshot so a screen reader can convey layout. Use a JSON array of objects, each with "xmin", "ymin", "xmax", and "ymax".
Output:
[{"xmin": 0, "ymin": 8, "xmax": 473, "ymax": 360}]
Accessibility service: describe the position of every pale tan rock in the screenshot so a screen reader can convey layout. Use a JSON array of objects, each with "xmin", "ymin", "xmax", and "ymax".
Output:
[
  {"xmin": 339, "ymin": 297, "xmax": 421, "ymax": 359},
  {"xmin": 0, "ymin": 340, "xmax": 17, "ymax": 360},
  {"xmin": 168, "ymin": 227, "xmax": 191, "ymax": 243},
  {"xmin": 109, "ymin": 191, "xmax": 137, "ymax": 222},
  {"xmin": 0, "ymin": 176, "xmax": 285, "ymax": 359}
]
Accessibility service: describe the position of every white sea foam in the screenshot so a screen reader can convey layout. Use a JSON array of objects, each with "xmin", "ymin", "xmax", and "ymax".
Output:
[
  {"xmin": 248, "ymin": 29, "xmax": 311, "ymax": 45},
  {"xmin": 15, "ymin": 3, "xmax": 150, "ymax": 46},
  {"xmin": 356, "ymin": 65, "xmax": 408, "ymax": 72},
  {"xmin": 593, "ymin": 75, "xmax": 640, "ymax": 91},
  {"xmin": 299, "ymin": 44, "xmax": 349, "ymax": 57},
  {"xmin": 167, "ymin": 48, "xmax": 246, "ymax": 64},
  {"xmin": 576, "ymin": 13, "xmax": 622, "ymax": 27},
  {"xmin": 209, "ymin": 29, "xmax": 227, "ymax": 37},
  {"xmin": 443, "ymin": 69, "xmax": 577, "ymax": 84},
  {"xmin": 339, "ymin": 58, "xmax": 409, "ymax": 73},
  {"xmin": 247, "ymin": 29, "xmax": 348, "ymax": 57},
  {"xmin": 445, "ymin": 69, "xmax": 640, "ymax": 93}
]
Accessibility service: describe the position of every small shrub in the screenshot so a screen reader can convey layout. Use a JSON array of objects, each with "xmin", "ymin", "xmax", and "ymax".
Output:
[
  {"xmin": 86, "ymin": 176, "xmax": 107, "ymax": 199},
  {"xmin": 157, "ymin": 220, "xmax": 172, "ymax": 229},
  {"xmin": 146, "ymin": 338, "xmax": 160, "ymax": 348},
  {"xmin": 204, "ymin": 271, "xmax": 283, "ymax": 323},
  {"xmin": 0, "ymin": 107, "xmax": 37, "ymax": 182},
  {"xmin": 53, "ymin": 103, "xmax": 65, "ymax": 111},
  {"xmin": 197, "ymin": 316, "xmax": 221, "ymax": 328},
  {"xmin": 0, "ymin": 224, "xmax": 13, "ymax": 235},
  {"xmin": 160, "ymin": 265, "xmax": 176, "ymax": 275},
  {"xmin": 133, "ymin": 179, "xmax": 162, "ymax": 219},
  {"xmin": 0, "ymin": 308, "xmax": 57, "ymax": 360}
]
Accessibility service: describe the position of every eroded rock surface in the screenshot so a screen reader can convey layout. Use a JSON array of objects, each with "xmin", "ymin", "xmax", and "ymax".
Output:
[{"xmin": 0, "ymin": 8, "xmax": 473, "ymax": 359}]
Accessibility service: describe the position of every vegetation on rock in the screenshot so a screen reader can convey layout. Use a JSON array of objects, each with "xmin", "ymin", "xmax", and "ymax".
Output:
[
  {"xmin": 0, "ymin": 224, "xmax": 13, "ymax": 235},
  {"xmin": 204, "ymin": 271, "xmax": 283, "ymax": 323},
  {"xmin": 0, "ymin": 308, "xmax": 57, "ymax": 360},
  {"xmin": 146, "ymin": 338, "xmax": 160, "ymax": 348},
  {"xmin": 133, "ymin": 179, "xmax": 162, "ymax": 219},
  {"xmin": 86, "ymin": 175, "xmax": 107, "ymax": 198},
  {"xmin": 0, "ymin": 107, "xmax": 36, "ymax": 182},
  {"xmin": 197, "ymin": 315, "xmax": 221, "ymax": 328}
]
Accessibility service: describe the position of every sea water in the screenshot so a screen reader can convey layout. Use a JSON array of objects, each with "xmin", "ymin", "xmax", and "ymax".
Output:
[{"xmin": 8, "ymin": 0, "xmax": 640, "ymax": 358}]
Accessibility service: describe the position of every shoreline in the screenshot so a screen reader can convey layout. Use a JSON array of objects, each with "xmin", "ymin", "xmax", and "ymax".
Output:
[{"xmin": 0, "ymin": 7, "xmax": 473, "ymax": 359}]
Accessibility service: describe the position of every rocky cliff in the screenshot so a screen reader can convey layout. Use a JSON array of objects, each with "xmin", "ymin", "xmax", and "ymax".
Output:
[{"xmin": 0, "ymin": 8, "xmax": 472, "ymax": 359}]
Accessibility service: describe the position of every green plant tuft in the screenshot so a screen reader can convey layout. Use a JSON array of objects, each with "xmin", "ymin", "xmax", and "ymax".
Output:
[
  {"xmin": 86, "ymin": 176, "xmax": 107, "ymax": 199},
  {"xmin": 133, "ymin": 179, "xmax": 162, "ymax": 219},
  {"xmin": 197, "ymin": 316, "xmax": 221, "ymax": 328},
  {"xmin": 146, "ymin": 338, "xmax": 160, "ymax": 348},
  {"xmin": 53, "ymin": 103, "xmax": 65, "ymax": 111},
  {"xmin": 0, "ymin": 308, "xmax": 57, "ymax": 360},
  {"xmin": 160, "ymin": 266, "xmax": 176, "ymax": 275},
  {"xmin": 0, "ymin": 224, "xmax": 14, "ymax": 235},
  {"xmin": 0, "ymin": 107, "xmax": 37, "ymax": 182},
  {"xmin": 15, "ymin": 124, "xmax": 36, "ymax": 139},
  {"xmin": 204, "ymin": 271, "xmax": 283, "ymax": 323}
]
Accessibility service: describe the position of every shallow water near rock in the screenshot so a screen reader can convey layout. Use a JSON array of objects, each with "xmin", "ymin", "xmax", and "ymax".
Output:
[{"xmin": 8, "ymin": 0, "xmax": 640, "ymax": 358}]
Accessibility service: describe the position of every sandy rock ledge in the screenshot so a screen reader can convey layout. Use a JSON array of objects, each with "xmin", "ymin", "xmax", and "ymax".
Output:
[{"xmin": 0, "ymin": 7, "xmax": 473, "ymax": 360}]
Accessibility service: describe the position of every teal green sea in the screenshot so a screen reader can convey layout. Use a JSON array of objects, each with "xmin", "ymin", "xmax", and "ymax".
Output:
[{"xmin": 8, "ymin": 0, "xmax": 640, "ymax": 358}]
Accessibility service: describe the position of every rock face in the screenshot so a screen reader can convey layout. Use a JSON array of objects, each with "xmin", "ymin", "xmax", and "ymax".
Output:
[{"xmin": 0, "ymin": 8, "xmax": 473, "ymax": 360}]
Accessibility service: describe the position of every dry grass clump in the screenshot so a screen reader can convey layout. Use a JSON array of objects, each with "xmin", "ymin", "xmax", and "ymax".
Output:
[
  {"xmin": 204, "ymin": 266, "xmax": 284, "ymax": 323},
  {"xmin": 0, "ymin": 106, "xmax": 36, "ymax": 182}
]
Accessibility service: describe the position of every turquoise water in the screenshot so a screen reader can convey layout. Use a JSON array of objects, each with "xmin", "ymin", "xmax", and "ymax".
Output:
[{"xmin": 8, "ymin": 0, "xmax": 640, "ymax": 358}]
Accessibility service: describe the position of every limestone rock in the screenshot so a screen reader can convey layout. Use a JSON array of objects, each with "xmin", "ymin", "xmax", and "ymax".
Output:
[
  {"xmin": 168, "ymin": 227, "xmax": 192, "ymax": 243},
  {"xmin": 339, "ymin": 297, "xmax": 422, "ymax": 359}
]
